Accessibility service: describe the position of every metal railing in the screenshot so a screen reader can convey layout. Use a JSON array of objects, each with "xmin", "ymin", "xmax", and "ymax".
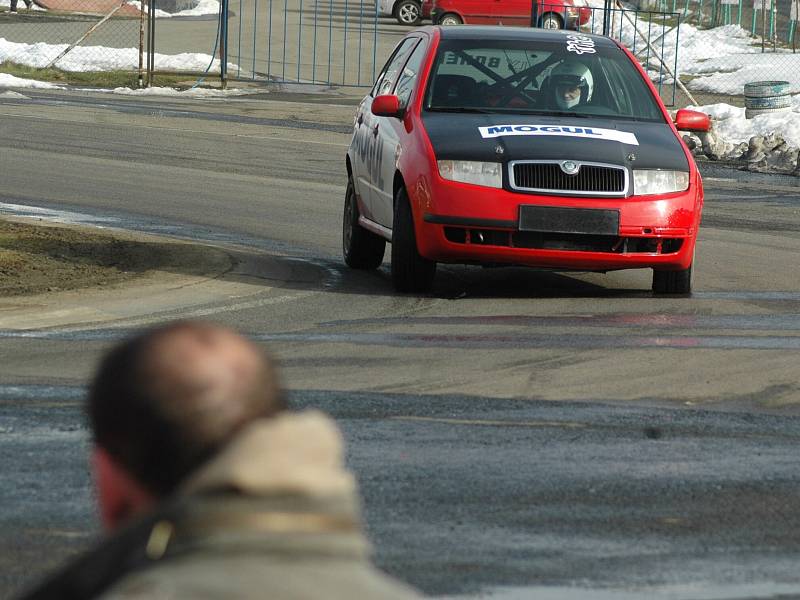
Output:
[
  {"xmin": 226, "ymin": 0, "xmax": 391, "ymax": 86},
  {"xmin": 1, "ymin": 0, "xmax": 796, "ymax": 106}
]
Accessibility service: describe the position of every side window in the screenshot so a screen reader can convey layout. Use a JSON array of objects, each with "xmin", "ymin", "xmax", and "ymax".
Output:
[
  {"xmin": 394, "ymin": 39, "xmax": 427, "ymax": 109},
  {"xmin": 373, "ymin": 38, "xmax": 418, "ymax": 97}
]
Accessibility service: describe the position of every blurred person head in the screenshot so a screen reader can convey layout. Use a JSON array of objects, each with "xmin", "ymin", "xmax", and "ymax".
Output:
[
  {"xmin": 87, "ymin": 321, "xmax": 286, "ymax": 530},
  {"xmin": 550, "ymin": 60, "xmax": 593, "ymax": 110}
]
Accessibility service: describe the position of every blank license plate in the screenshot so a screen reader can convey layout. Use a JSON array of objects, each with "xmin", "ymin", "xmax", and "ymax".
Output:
[{"xmin": 519, "ymin": 206, "xmax": 620, "ymax": 235}]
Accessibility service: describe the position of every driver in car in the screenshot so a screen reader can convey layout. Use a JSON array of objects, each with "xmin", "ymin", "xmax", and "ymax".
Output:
[{"xmin": 549, "ymin": 60, "xmax": 594, "ymax": 110}]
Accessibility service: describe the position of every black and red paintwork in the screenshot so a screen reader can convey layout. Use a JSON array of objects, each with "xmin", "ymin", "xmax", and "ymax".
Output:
[{"xmin": 344, "ymin": 26, "xmax": 709, "ymax": 293}]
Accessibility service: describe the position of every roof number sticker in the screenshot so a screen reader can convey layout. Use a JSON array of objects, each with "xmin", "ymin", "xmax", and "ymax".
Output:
[
  {"xmin": 566, "ymin": 34, "xmax": 596, "ymax": 55},
  {"xmin": 478, "ymin": 124, "xmax": 639, "ymax": 146}
]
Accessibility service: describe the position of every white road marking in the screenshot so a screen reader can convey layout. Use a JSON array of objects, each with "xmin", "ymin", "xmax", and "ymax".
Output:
[{"xmin": 74, "ymin": 291, "xmax": 317, "ymax": 332}]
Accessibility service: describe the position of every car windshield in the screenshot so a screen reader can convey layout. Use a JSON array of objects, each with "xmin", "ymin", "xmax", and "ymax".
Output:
[{"xmin": 424, "ymin": 38, "xmax": 665, "ymax": 122}]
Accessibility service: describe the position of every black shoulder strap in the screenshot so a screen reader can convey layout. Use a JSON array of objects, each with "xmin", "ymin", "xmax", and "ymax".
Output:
[{"xmin": 17, "ymin": 501, "xmax": 186, "ymax": 600}]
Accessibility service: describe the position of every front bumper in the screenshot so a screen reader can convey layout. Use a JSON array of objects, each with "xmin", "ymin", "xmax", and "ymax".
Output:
[{"xmin": 412, "ymin": 177, "xmax": 700, "ymax": 271}]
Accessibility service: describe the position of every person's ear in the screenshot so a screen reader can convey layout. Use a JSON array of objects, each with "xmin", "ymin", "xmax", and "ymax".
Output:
[{"xmin": 91, "ymin": 446, "xmax": 155, "ymax": 530}]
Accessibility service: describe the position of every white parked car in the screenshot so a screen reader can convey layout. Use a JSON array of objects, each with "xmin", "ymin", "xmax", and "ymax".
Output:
[{"xmin": 377, "ymin": 0, "xmax": 424, "ymax": 25}]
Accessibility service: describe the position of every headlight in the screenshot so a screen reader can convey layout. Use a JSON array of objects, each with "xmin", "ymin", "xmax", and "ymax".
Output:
[
  {"xmin": 437, "ymin": 160, "xmax": 502, "ymax": 189},
  {"xmin": 633, "ymin": 170, "xmax": 689, "ymax": 195}
]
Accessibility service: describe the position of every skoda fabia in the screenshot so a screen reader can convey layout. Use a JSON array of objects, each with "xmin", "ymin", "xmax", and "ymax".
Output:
[{"xmin": 343, "ymin": 26, "xmax": 709, "ymax": 294}]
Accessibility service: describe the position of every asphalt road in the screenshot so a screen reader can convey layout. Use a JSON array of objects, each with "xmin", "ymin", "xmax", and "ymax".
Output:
[{"xmin": 2, "ymin": 88, "xmax": 800, "ymax": 599}]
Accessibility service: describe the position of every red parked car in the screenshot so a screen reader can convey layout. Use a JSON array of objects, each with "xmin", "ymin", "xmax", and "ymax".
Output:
[
  {"xmin": 344, "ymin": 27, "xmax": 710, "ymax": 294},
  {"xmin": 431, "ymin": 0, "xmax": 591, "ymax": 29}
]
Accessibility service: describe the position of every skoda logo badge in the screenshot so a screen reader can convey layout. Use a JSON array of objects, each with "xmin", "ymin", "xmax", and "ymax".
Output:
[{"xmin": 560, "ymin": 161, "xmax": 580, "ymax": 175}]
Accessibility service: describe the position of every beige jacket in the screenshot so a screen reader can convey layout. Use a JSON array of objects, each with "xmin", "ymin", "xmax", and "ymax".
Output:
[{"xmin": 97, "ymin": 410, "xmax": 422, "ymax": 599}]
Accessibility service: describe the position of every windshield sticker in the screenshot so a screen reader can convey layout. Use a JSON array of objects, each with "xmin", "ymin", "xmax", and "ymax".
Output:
[
  {"xmin": 478, "ymin": 124, "xmax": 639, "ymax": 146},
  {"xmin": 566, "ymin": 34, "xmax": 596, "ymax": 55}
]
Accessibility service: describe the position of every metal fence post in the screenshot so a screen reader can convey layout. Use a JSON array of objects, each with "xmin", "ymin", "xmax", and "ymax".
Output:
[
  {"xmin": 220, "ymin": 0, "xmax": 228, "ymax": 88},
  {"xmin": 139, "ymin": 2, "xmax": 145, "ymax": 87},
  {"xmin": 147, "ymin": 0, "xmax": 155, "ymax": 86}
]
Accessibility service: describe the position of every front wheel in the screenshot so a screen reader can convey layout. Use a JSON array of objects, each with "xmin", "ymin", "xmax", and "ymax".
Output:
[
  {"xmin": 391, "ymin": 186, "xmax": 436, "ymax": 293},
  {"xmin": 343, "ymin": 178, "xmax": 385, "ymax": 269},
  {"xmin": 394, "ymin": 0, "xmax": 421, "ymax": 25},
  {"xmin": 652, "ymin": 263, "xmax": 693, "ymax": 294},
  {"xmin": 538, "ymin": 12, "xmax": 563, "ymax": 29},
  {"xmin": 438, "ymin": 12, "xmax": 463, "ymax": 25}
]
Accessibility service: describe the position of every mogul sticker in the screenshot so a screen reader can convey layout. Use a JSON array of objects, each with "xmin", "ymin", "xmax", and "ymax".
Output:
[{"xmin": 478, "ymin": 124, "xmax": 639, "ymax": 146}]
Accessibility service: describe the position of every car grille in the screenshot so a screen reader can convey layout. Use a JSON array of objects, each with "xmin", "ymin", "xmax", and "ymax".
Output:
[{"xmin": 509, "ymin": 161, "xmax": 628, "ymax": 197}]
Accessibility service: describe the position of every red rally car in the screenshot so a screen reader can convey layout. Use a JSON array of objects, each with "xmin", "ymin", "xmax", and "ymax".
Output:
[{"xmin": 343, "ymin": 26, "xmax": 710, "ymax": 294}]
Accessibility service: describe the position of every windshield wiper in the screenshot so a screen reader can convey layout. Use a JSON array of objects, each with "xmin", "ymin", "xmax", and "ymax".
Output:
[
  {"xmin": 528, "ymin": 110, "xmax": 591, "ymax": 118},
  {"xmin": 427, "ymin": 107, "xmax": 493, "ymax": 114}
]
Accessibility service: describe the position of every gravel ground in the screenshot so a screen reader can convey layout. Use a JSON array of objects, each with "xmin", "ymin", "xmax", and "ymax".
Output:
[{"xmin": 0, "ymin": 218, "xmax": 229, "ymax": 296}]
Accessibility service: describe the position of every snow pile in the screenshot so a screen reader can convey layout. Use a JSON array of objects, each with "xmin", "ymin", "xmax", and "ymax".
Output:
[
  {"xmin": 697, "ymin": 96, "xmax": 800, "ymax": 147},
  {"xmin": 0, "ymin": 38, "xmax": 231, "ymax": 72},
  {"xmin": 686, "ymin": 97, "xmax": 800, "ymax": 175},
  {"xmin": 0, "ymin": 73, "xmax": 62, "ymax": 88},
  {"xmin": 111, "ymin": 85, "xmax": 256, "ymax": 96}
]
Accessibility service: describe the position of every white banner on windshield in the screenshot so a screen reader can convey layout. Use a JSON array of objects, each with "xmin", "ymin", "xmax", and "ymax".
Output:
[{"xmin": 478, "ymin": 124, "xmax": 639, "ymax": 146}]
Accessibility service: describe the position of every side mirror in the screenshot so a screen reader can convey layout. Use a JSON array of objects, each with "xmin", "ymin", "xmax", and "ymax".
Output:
[
  {"xmin": 372, "ymin": 95, "xmax": 403, "ymax": 118},
  {"xmin": 674, "ymin": 109, "xmax": 710, "ymax": 133}
]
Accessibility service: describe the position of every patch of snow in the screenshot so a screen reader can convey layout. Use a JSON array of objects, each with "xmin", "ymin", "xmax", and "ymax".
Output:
[
  {"xmin": 0, "ymin": 90, "xmax": 30, "ymax": 98},
  {"xmin": 0, "ymin": 38, "xmax": 234, "ymax": 73},
  {"xmin": 692, "ymin": 96, "xmax": 800, "ymax": 148},
  {"xmin": 0, "ymin": 72, "xmax": 62, "ymax": 88},
  {"xmin": 110, "ymin": 85, "xmax": 256, "ymax": 96}
]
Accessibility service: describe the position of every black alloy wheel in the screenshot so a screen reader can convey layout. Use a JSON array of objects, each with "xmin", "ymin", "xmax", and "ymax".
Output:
[
  {"xmin": 343, "ymin": 178, "xmax": 385, "ymax": 269},
  {"xmin": 391, "ymin": 186, "xmax": 436, "ymax": 292}
]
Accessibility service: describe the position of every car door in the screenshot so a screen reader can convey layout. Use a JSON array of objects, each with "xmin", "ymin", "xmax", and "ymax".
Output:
[
  {"xmin": 491, "ymin": 0, "xmax": 532, "ymax": 25},
  {"xmin": 372, "ymin": 36, "xmax": 428, "ymax": 229},
  {"xmin": 353, "ymin": 38, "xmax": 418, "ymax": 222},
  {"xmin": 461, "ymin": 0, "xmax": 494, "ymax": 23}
]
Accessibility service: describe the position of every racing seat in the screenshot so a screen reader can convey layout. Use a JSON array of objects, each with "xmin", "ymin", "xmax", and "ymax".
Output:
[{"xmin": 430, "ymin": 74, "xmax": 478, "ymax": 107}]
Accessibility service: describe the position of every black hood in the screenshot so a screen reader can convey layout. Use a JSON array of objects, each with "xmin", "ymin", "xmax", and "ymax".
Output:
[{"xmin": 421, "ymin": 112, "xmax": 689, "ymax": 171}]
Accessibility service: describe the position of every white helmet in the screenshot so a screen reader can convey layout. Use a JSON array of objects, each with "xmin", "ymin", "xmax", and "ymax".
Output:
[{"xmin": 550, "ymin": 61, "xmax": 593, "ymax": 110}]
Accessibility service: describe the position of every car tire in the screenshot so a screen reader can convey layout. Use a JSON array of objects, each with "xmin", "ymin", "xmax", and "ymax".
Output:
[
  {"xmin": 394, "ymin": 0, "xmax": 422, "ymax": 25},
  {"xmin": 652, "ymin": 263, "xmax": 692, "ymax": 295},
  {"xmin": 391, "ymin": 186, "xmax": 436, "ymax": 293},
  {"xmin": 438, "ymin": 12, "xmax": 463, "ymax": 25},
  {"xmin": 539, "ymin": 12, "xmax": 563, "ymax": 29},
  {"xmin": 743, "ymin": 80, "xmax": 791, "ymax": 98},
  {"xmin": 343, "ymin": 178, "xmax": 385, "ymax": 269}
]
